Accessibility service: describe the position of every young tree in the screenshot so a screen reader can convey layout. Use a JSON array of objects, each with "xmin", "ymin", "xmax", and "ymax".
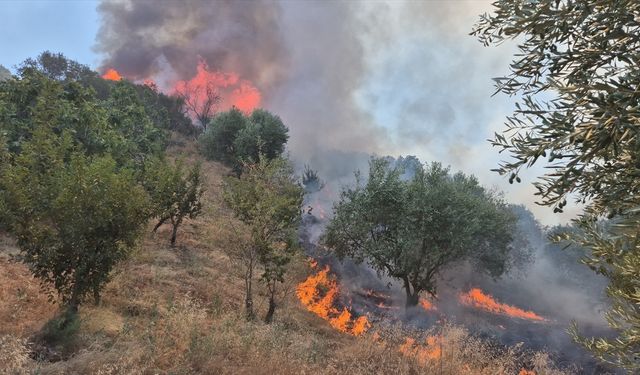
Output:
[
  {"xmin": 473, "ymin": 0, "xmax": 640, "ymax": 369},
  {"xmin": 223, "ymin": 156, "xmax": 304, "ymax": 322},
  {"xmin": 144, "ymin": 158, "xmax": 204, "ymax": 246},
  {"xmin": 0, "ymin": 128, "xmax": 149, "ymax": 321},
  {"xmin": 324, "ymin": 158, "xmax": 515, "ymax": 307}
]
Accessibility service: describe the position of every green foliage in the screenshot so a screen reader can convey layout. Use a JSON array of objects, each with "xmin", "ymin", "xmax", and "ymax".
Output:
[
  {"xmin": 0, "ymin": 68, "xmax": 113, "ymax": 156},
  {"xmin": 472, "ymin": 0, "xmax": 640, "ymax": 216},
  {"xmin": 200, "ymin": 108, "xmax": 249, "ymax": 162},
  {"xmin": 324, "ymin": 157, "xmax": 515, "ymax": 306},
  {"xmin": 0, "ymin": 52, "xmax": 185, "ymax": 317},
  {"xmin": 0, "ymin": 127, "xmax": 149, "ymax": 311},
  {"xmin": 144, "ymin": 158, "xmax": 204, "ymax": 246},
  {"xmin": 200, "ymin": 108, "xmax": 289, "ymax": 170},
  {"xmin": 104, "ymin": 81, "xmax": 167, "ymax": 165},
  {"xmin": 135, "ymin": 82, "xmax": 196, "ymax": 136},
  {"xmin": 223, "ymin": 156, "xmax": 304, "ymax": 322},
  {"xmin": 0, "ymin": 62, "xmax": 171, "ymax": 172},
  {"xmin": 247, "ymin": 109, "xmax": 289, "ymax": 160},
  {"xmin": 473, "ymin": 0, "xmax": 640, "ymax": 369}
]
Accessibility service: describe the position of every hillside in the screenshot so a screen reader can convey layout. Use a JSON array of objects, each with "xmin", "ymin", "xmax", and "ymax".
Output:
[{"xmin": 1, "ymin": 134, "xmax": 569, "ymax": 375}]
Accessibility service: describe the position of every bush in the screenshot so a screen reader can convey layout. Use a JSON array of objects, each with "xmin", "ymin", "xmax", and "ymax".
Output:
[{"xmin": 199, "ymin": 108, "xmax": 289, "ymax": 170}]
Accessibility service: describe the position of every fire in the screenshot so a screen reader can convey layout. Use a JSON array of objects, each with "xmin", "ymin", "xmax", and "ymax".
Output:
[
  {"xmin": 519, "ymin": 370, "xmax": 536, "ymax": 375},
  {"xmin": 296, "ymin": 265, "xmax": 370, "ymax": 336},
  {"xmin": 459, "ymin": 288, "xmax": 546, "ymax": 322},
  {"xmin": 399, "ymin": 335, "xmax": 442, "ymax": 365},
  {"xmin": 419, "ymin": 297, "xmax": 436, "ymax": 311},
  {"xmin": 309, "ymin": 259, "xmax": 318, "ymax": 269},
  {"xmin": 173, "ymin": 60, "xmax": 261, "ymax": 113},
  {"xmin": 102, "ymin": 68, "xmax": 122, "ymax": 81}
]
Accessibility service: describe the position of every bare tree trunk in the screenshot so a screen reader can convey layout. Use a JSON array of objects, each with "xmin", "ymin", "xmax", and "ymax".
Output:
[
  {"xmin": 153, "ymin": 216, "xmax": 169, "ymax": 232},
  {"xmin": 264, "ymin": 281, "xmax": 277, "ymax": 324},
  {"xmin": 403, "ymin": 276, "xmax": 420, "ymax": 307},
  {"xmin": 244, "ymin": 250, "xmax": 255, "ymax": 320},
  {"xmin": 93, "ymin": 287, "xmax": 101, "ymax": 306},
  {"xmin": 170, "ymin": 217, "xmax": 181, "ymax": 247}
]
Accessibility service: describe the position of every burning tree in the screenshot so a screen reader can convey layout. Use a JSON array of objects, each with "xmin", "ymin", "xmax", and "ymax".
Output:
[
  {"xmin": 324, "ymin": 157, "xmax": 515, "ymax": 307},
  {"xmin": 175, "ymin": 74, "xmax": 221, "ymax": 130}
]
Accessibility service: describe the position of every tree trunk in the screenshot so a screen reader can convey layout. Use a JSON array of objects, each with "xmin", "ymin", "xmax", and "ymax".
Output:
[
  {"xmin": 170, "ymin": 222, "xmax": 179, "ymax": 246},
  {"xmin": 264, "ymin": 294, "xmax": 276, "ymax": 324},
  {"xmin": 245, "ymin": 281, "xmax": 254, "ymax": 321},
  {"xmin": 244, "ymin": 254, "xmax": 255, "ymax": 321},
  {"xmin": 61, "ymin": 289, "xmax": 81, "ymax": 329},
  {"xmin": 403, "ymin": 276, "xmax": 420, "ymax": 307},
  {"xmin": 153, "ymin": 217, "xmax": 168, "ymax": 232},
  {"xmin": 264, "ymin": 281, "xmax": 277, "ymax": 324},
  {"xmin": 93, "ymin": 287, "xmax": 101, "ymax": 306}
]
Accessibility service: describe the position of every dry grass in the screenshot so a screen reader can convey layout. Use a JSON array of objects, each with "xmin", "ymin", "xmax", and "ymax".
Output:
[{"xmin": 0, "ymin": 134, "xmax": 575, "ymax": 375}]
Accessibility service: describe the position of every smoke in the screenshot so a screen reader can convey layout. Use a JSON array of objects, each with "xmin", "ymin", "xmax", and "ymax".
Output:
[
  {"xmin": 96, "ymin": 0, "xmax": 287, "ymax": 91},
  {"xmin": 96, "ymin": 0, "xmax": 577, "ymax": 224},
  {"xmin": 96, "ymin": 2, "xmax": 615, "ymax": 368}
]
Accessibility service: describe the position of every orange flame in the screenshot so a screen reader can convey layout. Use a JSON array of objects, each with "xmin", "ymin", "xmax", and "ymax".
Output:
[
  {"xmin": 519, "ymin": 370, "xmax": 536, "ymax": 375},
  {"xmin": 173, "ymin": 60, "xmax": 261, "ymax": 113},
  {"xmin": 419, "ymin": 297, "xmax": 437, "ymax": 312},
  {"xmin": 459, "ymin": 288, "xmax": 546, "ymax": 322},
  {"xmin": 296, "ymin": 265, "xmax": 370, "ymax": 336},
  {"xmin": 102, "ymin": 68, "xmax": 122, "ymax": 81}
]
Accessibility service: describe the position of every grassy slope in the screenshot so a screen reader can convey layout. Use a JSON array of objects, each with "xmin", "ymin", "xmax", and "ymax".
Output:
[{"xmin": 0, "ymin": 134, "xmax": 569, "ymax": 375}]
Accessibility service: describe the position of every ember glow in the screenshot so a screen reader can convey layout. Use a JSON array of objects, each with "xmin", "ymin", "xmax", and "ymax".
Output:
[
  {"xmin": 102, "ymin": 68, "xmax": 122, "ymax": 81},
  {"xmin": 459, "ymin": 288, "xmax": 546, "ymax": 322},
  {"xmin": 173, "ymin": 61, "xmax": 261, "ymax": 113},
  {"xmin": 296, "ymin": 265, "xmax": 370, "ymax": 336},
  {"xmin": 419, "ymin": 297, "xmax": 436, "ymax": 312}
]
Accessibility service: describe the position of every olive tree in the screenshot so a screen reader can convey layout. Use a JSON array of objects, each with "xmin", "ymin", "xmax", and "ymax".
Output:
[
  {"xmin": 0, "ymin": 128, "xmax": 149, "ymax": 321},
  {"xmin": 473, "ymin": 0, "xmax": 640, "ymax": 369},
  {"xmin": 223, "ymin": 156, "xmax": 303, "ymax": 322},
  {"xmin": 200, "ymin": 108, "xmax": 289, "ymax": 172},
  {"xmin": 144, "ymin": 158, "xmax": 204, "ymax": 246},
  {"xmin": 324, "ymin": 157, "xmax": 515, "ymax": 307}
]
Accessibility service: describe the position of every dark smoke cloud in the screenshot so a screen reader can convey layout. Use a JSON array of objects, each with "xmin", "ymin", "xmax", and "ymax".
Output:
[
  {"xmin": 96, "ymin": 0, "xmax": 389, "ymax": 187},
  {"xmin": 96, "ymin": 0, "xmax": 288, "ymax": 92}
]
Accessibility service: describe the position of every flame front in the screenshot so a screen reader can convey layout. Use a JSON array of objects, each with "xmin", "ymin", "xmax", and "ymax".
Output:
[
  {"xmin": 173, "ymin": 60, "xmax": 261, "ymax": 113},
  {"xmin": 459, "ymin": 288, "xmax": 546, "ymax": 322},
  {"xmin": 102, "ymin": 68, "xmax": 122, "ymax": 81},
  {"xmin": 296, "ymin": 265, "xmax": 370, "ymax": 336}
]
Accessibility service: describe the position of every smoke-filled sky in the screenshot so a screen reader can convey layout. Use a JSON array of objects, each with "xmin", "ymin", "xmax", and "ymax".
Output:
[{"xmin": 0, "ymin": 0, "xmax": 579, "ymax": 226}]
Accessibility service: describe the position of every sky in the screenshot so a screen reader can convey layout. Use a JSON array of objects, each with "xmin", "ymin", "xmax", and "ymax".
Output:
[{"xmin": 0, "ymin": 0, "xmax": 578, "ymax": 226}]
